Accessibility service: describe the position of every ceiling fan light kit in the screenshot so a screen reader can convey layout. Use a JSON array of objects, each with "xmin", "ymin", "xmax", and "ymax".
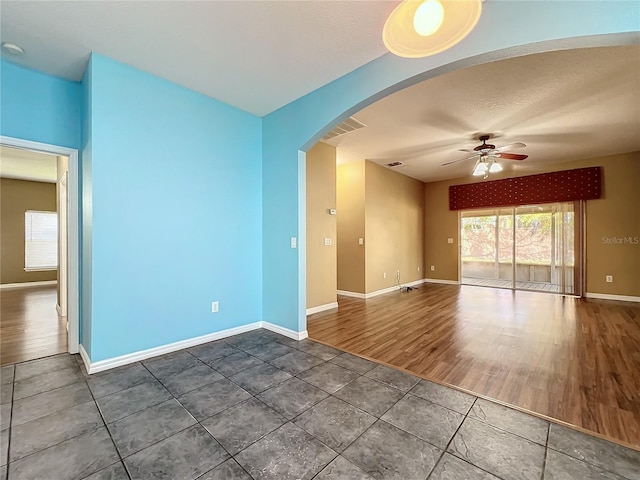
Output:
[{"xmin": 383, "ymin": 0, "xmax": 482, "ymax": 58}]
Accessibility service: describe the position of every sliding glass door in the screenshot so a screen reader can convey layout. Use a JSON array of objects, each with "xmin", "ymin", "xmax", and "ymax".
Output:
[{"xmin": 460, "ymin": 202, "xmax": 582, "ymax": 295}]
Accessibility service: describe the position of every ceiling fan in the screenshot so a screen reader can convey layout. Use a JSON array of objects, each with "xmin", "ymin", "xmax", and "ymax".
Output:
[{"xmin": 442, "ymin": 134, "xmax": 528, "ymax": 178}]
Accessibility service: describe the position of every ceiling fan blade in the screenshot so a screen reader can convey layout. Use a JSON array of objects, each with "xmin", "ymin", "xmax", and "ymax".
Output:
[
  {"xmin": 495, "ymin": 142, "xmax": 526, "ymax": 152},
  {"xmin": 441, "ymin": 155, "xmax": 477, "ymax": 166},
  {"xmin": 498, "ymin": 153, "xmax": 528, "ymax": 161},
  {"xmin": 458, "ymin": 149, "xmax": 478, "ymax": 154}
]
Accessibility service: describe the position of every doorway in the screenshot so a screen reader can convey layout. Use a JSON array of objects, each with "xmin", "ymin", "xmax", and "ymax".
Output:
[
  {"xmin": 0, "ymin": 136, "xmax": 80, "ymax": 364},
  {"xmin": 460, "ymin": 202, "xmax": 583, "ymax": 295}
]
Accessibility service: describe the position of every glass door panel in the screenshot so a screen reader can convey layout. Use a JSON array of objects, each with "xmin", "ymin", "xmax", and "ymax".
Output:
[
  {"xmin": 461, "ymin": 211, "xmax": 498, "ymax": 285},
  {"xmin": 497, "ymin": 209, "xmax": 514, "ymax": 284},
  {"xmin": 514, "ymin": 205, "xmax": 554, "ymax": 291}
]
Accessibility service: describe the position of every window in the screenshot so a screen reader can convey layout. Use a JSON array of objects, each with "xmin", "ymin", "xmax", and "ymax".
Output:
[{"xmin": 25, "ymin": 210, "xmax": 58, "ymax": 271}]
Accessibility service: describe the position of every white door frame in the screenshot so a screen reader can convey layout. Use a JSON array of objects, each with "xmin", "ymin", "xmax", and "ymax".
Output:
[{"xmin": 1, "ymin": 135, "xmax": 80, "ymax": 354}]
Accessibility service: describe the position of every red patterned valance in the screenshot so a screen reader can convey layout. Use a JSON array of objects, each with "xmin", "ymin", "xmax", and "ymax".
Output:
[{"xmin": 449, "ymin": 167, "xmax": 601, "ymax": 210}]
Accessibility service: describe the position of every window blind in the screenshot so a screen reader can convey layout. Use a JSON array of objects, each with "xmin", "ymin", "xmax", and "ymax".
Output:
[{"xmin": 25, "ymin": 210, "xmax": 58, "ymax": 271}]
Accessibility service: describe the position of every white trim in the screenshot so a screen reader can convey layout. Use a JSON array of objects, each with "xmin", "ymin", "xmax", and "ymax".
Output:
[
  {"xmin": 80, "ymin": 321, "xmax": 310, "ymax": 374},
  {"xmin": 585, "ymin": 292, "xmax": 640, "ymax": 303},
  {"xmin": 424, "ymin": 278, "xmax": 460, "ymax": 285},
  {"xmin": 306, "ymin": 302, "xmax": 339, "ymax": 315},
  {"xmin": 83, "ymin": 322, "xmax": 263, "ymax": 374},
  {"xmin": 262, "ymin": 321, "xmax": 309, "ymax": 341},
  {"xmin": 337, "ymin": 290, "xmax": 366, "ymax": 299},
  {"xmin": 365, "ymin": 285, "xmax": 401, "ymax": 299},
  {"xmin": 56, "ymin": 304, "xmax": 63, "ymax": 316},
  {"xmin": 0, "ymin": 280, "xmax": 57, "ymax": 289},
  {"xmin": 1, "ymin": 136, "xmax": 80, "ymax": 354}
]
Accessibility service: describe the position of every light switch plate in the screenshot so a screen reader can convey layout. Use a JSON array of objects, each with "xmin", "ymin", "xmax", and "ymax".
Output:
[
  {"xmin": 324, "ymin": 237, "xmax": 332, "ymax": 246},
  {"xmin": 290, "ymin": 237, "xmax": 297, "ymax": 248},
  {"xmin": 447, "ymin": 238, "xmax": 454, "ymax": 244}
]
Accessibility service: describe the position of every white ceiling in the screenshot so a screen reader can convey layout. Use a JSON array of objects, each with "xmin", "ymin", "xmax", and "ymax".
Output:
[
  {"xmin": 327, "ymin": 46, "xmax": 640, "ymax": 182},
  {"xmin": 0, "ymin": 146, "xmax": 58, "ymax": 183},
  {"xmin": 0, "ymin": 0, "xmax": 396, "ymax": 116}
]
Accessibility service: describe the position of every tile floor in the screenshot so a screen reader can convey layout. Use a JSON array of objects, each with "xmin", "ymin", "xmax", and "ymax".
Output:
[{"xmin": 0, "ymin": 329, "xmax": 639, "ymax": 480}]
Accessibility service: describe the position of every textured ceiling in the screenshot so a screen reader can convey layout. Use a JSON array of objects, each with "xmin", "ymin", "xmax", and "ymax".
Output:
[
  {"xmin": 0, "ymin": 0, "xmax": 395, "ymax": 116},
  {"xmin": 0, "ymin": 146, "xmax": 58, "ymax": 183},
  {"xmin": 326, "ymin": 46, "xmax": 640, "ymax": 182}
]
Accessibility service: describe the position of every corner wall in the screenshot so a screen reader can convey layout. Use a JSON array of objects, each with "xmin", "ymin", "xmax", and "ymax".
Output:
[{"xmin": 306, "ymin": 142, "xmax": 337, "ymax": 309}]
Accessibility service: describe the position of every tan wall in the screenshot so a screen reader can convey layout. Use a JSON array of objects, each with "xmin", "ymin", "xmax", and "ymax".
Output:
[
  {"xmin": 1, "ymin": 178, "xmax": 57, "ymax": 284},
  {"xmin": 337, "ymin": 160, "xmax": 366, "ymax": 293},
  {"xmin": 365, "ymin": 161, "xmax": 424, "ymax": 293},
  {"xmin": 423, "ymin": 151, "xmax": 640, "ymax": 296},
  {"xmin": 306, "ymin": 143, "xmax": 337, "ymax": 309}
]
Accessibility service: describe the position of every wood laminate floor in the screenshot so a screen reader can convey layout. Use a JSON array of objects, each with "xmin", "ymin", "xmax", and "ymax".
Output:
[
  {"xmin": 308, "ymin": 284, "xmax": 640, "ymax": 449},
  {"xmin": 0, "ymin": 285, "xmax": 67, "ymax": 365}
]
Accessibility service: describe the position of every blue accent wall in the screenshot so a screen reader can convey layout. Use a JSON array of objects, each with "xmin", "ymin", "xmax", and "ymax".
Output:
[
  {"xmin": 0, "ymin": 60, "xmax": 81, "ymax": 149},
  {"xmin": 86, "ymin": 54, "xmax": 262, "ymax": 361}
]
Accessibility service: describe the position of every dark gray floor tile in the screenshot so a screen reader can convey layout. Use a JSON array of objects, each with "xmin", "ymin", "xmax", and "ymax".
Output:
[
  {"xmin": 429, "ymin": 453, "xmax": 501, "ymax": 480},
  {"xmin": 294, "ymin": 396, "xmax": 376, "ymax": 452},
  {"xmin": 364, "ymin": 365, "xmax": 420, "ymax": 393},
  {"xmin": 334, "ymin": 376, "xmax": 404, "ymax": 417},
  {"xmin": 1, "ymin": 428, "xmax": 7, "ymax": 467},
  {"xmin": 448, "ymin": 417, "xmax": 545, "ymax": 480},
  {"xmin": 382, "ymin": 394, "xmax": 463, "ymax": 448},
  {"xmin": 269, "ymin": 349, "xmax": 325, "ymax": 375},
  {"xmin": 14, "ymin": 354, "xmax": 78, "ymax": 382},
  {"xmin": 243, "ymin": 341, "xmax": 297, "ymax": 362},
  {"xmin": 96, "ymin": 380, "xmax": 172, "ymax": 423},
  {"xmin": 8, "ymin": 427, "xmax": 119, "ymax": 479},
  {"xmin": 235, "ymin": 422, "xmax": 337, "ymax": 480},
  {"xmin": 330, "ymin": 353, "xmax": 377, "ymax": 375},
  {"xmin": 188, "ymin": 341, "xmax": 240, "ymax": 364},
  {"xmin": 0, "ymin": 405, "xmax": 9, "ymax": 432},
  {"xmin": 296, "ymin": 340, "xmax": 342, "ymax": 360},
  {"xmin": 548, "ymin": 423, "xmax": 640, "ymax": 480},
  {"xmin": 229, "ymin": 363, "xmax": 291, "ymax": 395},
  {"xmin": 10, "ymin": 400, "xmax": 102, "ymax": 461},
  {"xmin": 108, "ymin": 399, "xmax": 196, "ymax": 457},
  {"xmin": 209, "ymin": 351, "xmax": 264, "ymax": 377},
  {"xmin": 298, "ymin": 363, "xmax": 360, "ymax": 394},
  {"xmin": 202, "ymin": 398, "xmax": 285, "ymax": 454},
  {"xmin": 0, "ymin": 367, "xmax": 13, "ymax": 386},
  {"xmin": 125, "ymin": 425, "xmax": 228, "ymax": 480},
  {"xmin": 544, "ymin": 448, "xmax": 628, "ymax": 480},
  {"xmin": 257, "ymin": 377, "xmax": 328, "ymax": 419},
  {"xmin": 83, "ymin": 461, "xmax": 129, "ymax": 479},
  {"xmin": 0, "ymin": 465, "xmax": 5, "ymax": 480},
  {"xmin": 315, "ymin": 455, "xmax": 374, "ymax": 479},
  {"xmin": 271, "ymin": 335, "xmax": 302, "ymax": 349},
  {"xmin": 88, "ymin": 363, "xmax": 155, "ymax": 398},
  {"xmin": 343, "ymin": 420, "xmax": 441, "ymax": 480},
  {"xmin": 178, "ymin": 378, "xmax": 251, "ymax": 421},
  {"xmin": 200, "ymin": 459, "xmax": 252, "ymax": 480},
  {"xmin": 13, "ymin": 367, "xmax": 83, "ymax": 400},
  {"xmin": 469, "ymin": 398, "xmax": 549, "ymax": 445},
  {"xmin": 410, "ymin": 380, "xmax": 476, "ymax": 415},
  {"xmin": 142, "ymin": 351, "xmax": 201, "ymax": 379},
  {"xmin": 0, "ymin": 383, "xmax": 12, "ymax": 405},
  {"xmin": 225, "ymin": 331, "xmax": 269, "ymax": 351},
  {"xmin": 159, "ymin": 363, "xmax": 223, "ymax": 396},
  {"xmin": 12, "ymin": 381, "xmax": 92, "ymax": 427}
]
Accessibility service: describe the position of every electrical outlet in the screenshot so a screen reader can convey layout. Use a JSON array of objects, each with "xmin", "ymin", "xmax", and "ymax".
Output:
[
  {"xmin": 383, "ymin": 272, "xmax": 387, "ymax": 279},
  {"xmin": 211, "ymin": 301, "xmax": 219, "ymax": 313},
  {"xmin": 430, "ymin": 265, "xmax": 435, "ymax": 271},
  {"xmin": 358, "ymin": 238, "xmax": 364, "ymax": 245},
  {"xmin": 324, "ymin": 237, "xmax": 332, "ymax": 246},
  {"xmin": 290, "ymin": 237, "xmax": 297, "ymax": 249},
  {"xmin": 606, "ymin": 275, "xmax": 613, "ymax": 283}
]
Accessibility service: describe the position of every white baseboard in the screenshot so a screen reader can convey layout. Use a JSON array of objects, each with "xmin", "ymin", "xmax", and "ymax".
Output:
[
  {"xmin": 423, "ymin": 278, "xmax": 460, "ymax": 285},
  {"xmin": 306, "ymin": 302, "xmax": 339, "ymax": 315},
  {"xmin": 585, "ymin": 292, "xmax": 640, "ymax": 303},
  {"xmin": 337, "ymin": 290, "xmax": 366, "ymax": 299},
  {"xmin": 81, "ymin": 321, "xmax": 309, "ymax": 374},
  {"xmin": 262, "ymin": 322, "xmax": 309, "ymax": 341},
  {"xmin": 0, "ymin": 280, "xmax": 57, "ymax": 290}
]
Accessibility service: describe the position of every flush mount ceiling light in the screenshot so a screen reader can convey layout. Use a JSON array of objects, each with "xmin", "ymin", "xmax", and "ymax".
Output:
[
  {"xmin": 1, "ymin": 42, "xmax": 25, "ymax": 56},
  {"xmin": 383, "ymin": 0, "xmax": 482, "ymax": 58}
]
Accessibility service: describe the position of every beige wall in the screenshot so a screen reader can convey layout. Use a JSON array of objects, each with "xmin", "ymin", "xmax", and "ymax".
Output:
[
  {"xmin": 306, "ymin": 143, "xmax": 338, "ymax": 309},
  {"xmin": 423, "ymin": 151, "xmax": 640, "ymax": 296},
  {"xmin": 1, "ymin": 178, "xmax": 57, "ymax": 284},
  {"xmin": 337, "ymin": 160, "xmax": 366, "ymax": 293},
  {"xmin": 365, "ymin": 161, "xmax": 424, "ymax": 293}
]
